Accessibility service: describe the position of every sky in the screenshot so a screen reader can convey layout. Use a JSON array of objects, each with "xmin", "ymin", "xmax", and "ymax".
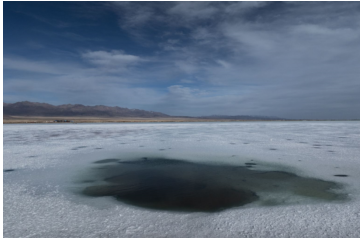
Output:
[{"xmin": 3, "ymin": 1, "xmax": 360, "ymax": 119}]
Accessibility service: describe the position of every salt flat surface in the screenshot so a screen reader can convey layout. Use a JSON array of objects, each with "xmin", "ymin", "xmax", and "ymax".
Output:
[{"xmin": 3, "ymin": 121, "xmax": 360, "ymax": 238}]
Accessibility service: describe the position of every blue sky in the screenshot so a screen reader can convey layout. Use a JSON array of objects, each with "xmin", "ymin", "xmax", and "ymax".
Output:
[{"xmin": 3, "ymin": 1, "xmax": 360, "ymax": 119}]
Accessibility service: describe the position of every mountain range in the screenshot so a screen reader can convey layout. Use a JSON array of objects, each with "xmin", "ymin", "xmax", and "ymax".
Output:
[
  {"xmin": 3, "ymin": 101, "xmax": 288, "ymax": 120},
  {"xmin": 3, "ymin": 101, "xmax": 169, "ymax": 118}
]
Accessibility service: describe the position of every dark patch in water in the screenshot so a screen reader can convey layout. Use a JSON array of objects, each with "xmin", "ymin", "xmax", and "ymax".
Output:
[
  {"xmin": 81, "ymin": 158, "xmax": 345, "ymax": 212},
  {"xmin": 286, "ymin": 139, "xmax": 292, "ymax": 141},
  {"xmin": 72, "ymin": 146, "xmax": 87, "ymax": 150},
  {"xmin": 4, "ymin": 169, "xmax": 15, "ymax": 172},
  {"xmin": 95, "ymin": 148, "xmax": 103, "ymax": 150},
  {"xmin": 159, "ymin": 149, "xmax": 165, "ymax": 151},
  {"xmin": 94, "ymin": 159, "xmax": 120, "ymax": 164},
  {"xmin": 269, "ymin": 148, "xmax": 277, "ymax": 151},
  {"xmin": 230, "ymin": 143, "xmax": 236, "ymax": 145},
  {"xmin": 120, "ymin": 143, "xmax": 126, "ymax": 145},
  {"xmin": 299, "ymin": 142, "xmax": 307, "ymax": 144},
  {"xmin": 328, "ymin": 150, "xmax": 335, "ymax": 153},
  {"xmin": 245, "ymin": 162, "xmax": 257, "ymax": 166},
  {"xmin": 313, "ymin": 144, "xmax": 321, "ymax": 147},
  {"xmin": 334, "ymin": 174, "xmax": 348, "ymax": 177}
]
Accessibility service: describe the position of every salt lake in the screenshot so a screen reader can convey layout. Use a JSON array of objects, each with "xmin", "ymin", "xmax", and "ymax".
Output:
[{"xmin": 3, "ymin": 121, "xmax": 360, "ymax": 238}]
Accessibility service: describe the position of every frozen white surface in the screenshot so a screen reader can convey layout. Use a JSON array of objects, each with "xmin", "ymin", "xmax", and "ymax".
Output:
[{"xmin": 3, "ymin": 121, "xmax": 360, "ymax": 238}]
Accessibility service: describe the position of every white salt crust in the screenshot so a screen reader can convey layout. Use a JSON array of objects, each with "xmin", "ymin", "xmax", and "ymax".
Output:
[{"xmin": 3, "ymin": 122, "xmax": 360, "ymax": 238}]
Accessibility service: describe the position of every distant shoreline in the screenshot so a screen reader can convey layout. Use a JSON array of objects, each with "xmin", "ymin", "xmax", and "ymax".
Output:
[{"xmin": 2, "ymin": 116, "xmax": 359, "ymax": 124}]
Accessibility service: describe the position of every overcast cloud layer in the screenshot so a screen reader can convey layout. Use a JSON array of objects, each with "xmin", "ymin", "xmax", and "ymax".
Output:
[{"xmin": 3, "ymin": 1, "xmax": 360, "ymax": 119}]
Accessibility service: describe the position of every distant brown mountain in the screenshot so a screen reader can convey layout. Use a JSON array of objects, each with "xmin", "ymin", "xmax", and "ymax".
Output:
[{"xmin": 3, "ymin": 101, "xmax": 169, "ymax": 118}]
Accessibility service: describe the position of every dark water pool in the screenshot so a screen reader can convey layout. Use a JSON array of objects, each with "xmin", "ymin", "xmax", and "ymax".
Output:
[{"xmin": 79, "ymin": 157, "xmax": 346, "ymax": 212}]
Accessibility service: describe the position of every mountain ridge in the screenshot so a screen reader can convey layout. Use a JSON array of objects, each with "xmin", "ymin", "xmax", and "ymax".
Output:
[
  {"xmin": 3, "ymin": 101, "xmax": 169, "ymax": 118},
  {"xmin": 3, "ymin": 101, "xmax": 289, "ymax": 120}
]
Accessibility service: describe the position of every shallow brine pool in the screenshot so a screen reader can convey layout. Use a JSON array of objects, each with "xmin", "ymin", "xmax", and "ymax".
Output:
[{"xmin": 3, "ymin": 121, "xmax": 360, "ymax": 237}]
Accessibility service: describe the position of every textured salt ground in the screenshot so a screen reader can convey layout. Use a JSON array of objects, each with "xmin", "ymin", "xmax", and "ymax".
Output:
[
  {"xmin": 3, "ymin": 122, "xmax": 360, "ymax": 238},
  {"xmin": 3, "ymin": 182, "xmax": 358, "ymax": 238}
]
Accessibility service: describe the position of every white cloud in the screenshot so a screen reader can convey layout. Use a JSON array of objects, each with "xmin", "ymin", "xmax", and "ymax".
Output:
[
  {"xmin": 221, "ymin": 24, "xmax": 278, "ymax": 58},
  {"xmin": 174, "ymin": 60, "xmax": 199, "ymax": 74},
  {"xmin": 108, "ymin": 2, "xmax": 159, "ymax": 32},
  {"xmin": 81, "ymin": 50, "xmax": 143, "ymax": 72},
  {"xmin": 216, "ymin": 60, "xmax": 231, "ymax": 69}
]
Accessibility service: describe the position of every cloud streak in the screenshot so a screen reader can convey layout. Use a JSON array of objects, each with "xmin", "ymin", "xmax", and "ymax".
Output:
[{"xmin": 81, "ymin": 50, "xmax": 144, "ymax": 72}]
